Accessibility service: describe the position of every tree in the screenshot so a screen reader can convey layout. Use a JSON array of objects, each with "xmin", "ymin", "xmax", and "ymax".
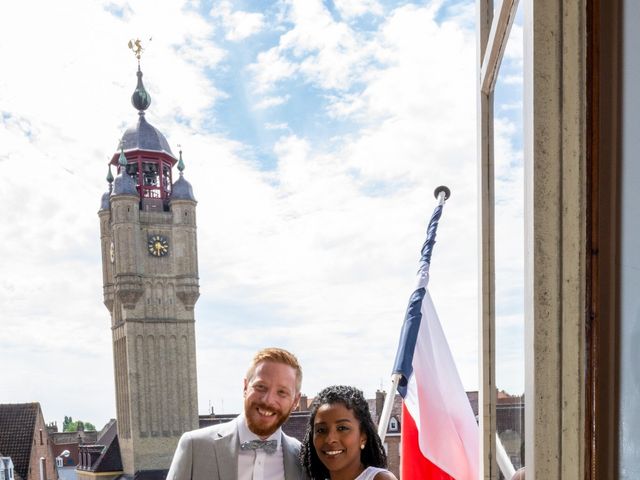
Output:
[
  {"xmin": 63, "ymin": 416, "xmax": 73, "ymax": 432},
  {"xmin": 62, "ymin": 417, "xmax": 96, "ymax": 432}
]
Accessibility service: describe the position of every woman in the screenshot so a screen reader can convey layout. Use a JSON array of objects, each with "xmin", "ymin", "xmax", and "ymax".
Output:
[{"xmin": 301, "ymin": 385, "xmax": 397, "ymax": 480}]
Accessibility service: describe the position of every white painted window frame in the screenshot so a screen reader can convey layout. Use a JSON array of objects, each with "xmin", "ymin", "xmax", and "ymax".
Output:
[{"xmin": 477, "ymin": 0, "xmax": 520, "ymax": 478}]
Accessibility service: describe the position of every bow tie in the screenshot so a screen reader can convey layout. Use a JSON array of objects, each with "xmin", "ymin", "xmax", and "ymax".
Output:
[{"xmin": 240, "ymin": 439, "xmax": 278, "ymax": 454}]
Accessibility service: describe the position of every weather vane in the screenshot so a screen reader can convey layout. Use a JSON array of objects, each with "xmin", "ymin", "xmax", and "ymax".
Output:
[{"xmin": 128, "ymin": 37, "xmax": 152, "ymax": 65}]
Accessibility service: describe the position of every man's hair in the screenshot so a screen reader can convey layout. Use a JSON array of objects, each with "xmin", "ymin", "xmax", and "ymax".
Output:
[
  {"xmin": 300, "ymin": 385, "xmax": 388, "ymax": 479},
  {"xmin": 245, "ymin": 347, "xmax": 303, "ymax": 393}
]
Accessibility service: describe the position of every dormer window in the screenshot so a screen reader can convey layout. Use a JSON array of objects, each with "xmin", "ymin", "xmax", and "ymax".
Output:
[
  {"xmin": 389, "ymin": 417, "xmax": 399, "ymax": 432},
  {"xmin": 2, "ymin": 458, "xmax": 15, "ymax": 480}
]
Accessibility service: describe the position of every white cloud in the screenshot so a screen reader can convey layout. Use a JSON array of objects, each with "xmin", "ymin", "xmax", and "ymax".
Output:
[
  {"xmin": 492, "ymin": 112, "xmax": 525, "ymax": 395},
  {"xmin": 501, "ymin": 74, "xmax": 523, "ymax": 85},
  {"xmin": 500, "ymin": 101, "xmax": 522, "ymax": 111},
  {"xmin": 249, "ymin": 47, "xmax": 298, "ymax": 93},
  {"xmin": 333, "ymin": 0, "xmax": 384, "ymax": 19},
  {"xmin": 253, "ymin": 95, "xmax": 290, "ymax": 110},
  {"xmin": 212, "ymin": 1, "xmax": 265, "ymax": 41},
  {"xmin": 325, "ymin": 92, "xmax": 367, "ymax": 118},
  {"xmin": 264, "ymin": 122, "xmax": 289, "ymax": 130},
  {"xmin": 248, "ymin": 0, "xmax": 378, "ymax": 93},
  {"xmin": 504, "ymin": 24, "xmax": 523, "ymax": 65}
]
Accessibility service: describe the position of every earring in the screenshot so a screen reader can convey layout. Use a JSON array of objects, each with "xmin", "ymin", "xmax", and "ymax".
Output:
[{"xmin": 360, "ymin": 444, "xmax": 365, "ymax": 450}]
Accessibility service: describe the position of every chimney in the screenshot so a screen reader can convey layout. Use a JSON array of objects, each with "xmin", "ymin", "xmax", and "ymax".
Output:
[
  {"xmin": 299, "ymin": 395, "xmax": 308, "ymax": 411},
  {"xmin": 375, "ymin": 390, "xmax": 386, "ymax": 419}
]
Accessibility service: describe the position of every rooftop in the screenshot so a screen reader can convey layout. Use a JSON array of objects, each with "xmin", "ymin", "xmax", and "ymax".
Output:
[{"xmin": 0, "ymin": 403, "xmax": 39, "ymax": 480}]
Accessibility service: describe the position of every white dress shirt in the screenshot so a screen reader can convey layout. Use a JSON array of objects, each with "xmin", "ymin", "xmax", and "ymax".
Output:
[{"xmin": 237, "ymin": 415, "xmax": 285, "ymax": 480}]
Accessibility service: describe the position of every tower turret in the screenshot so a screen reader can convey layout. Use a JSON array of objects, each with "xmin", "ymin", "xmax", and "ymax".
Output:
[
  {"xmin": 98, "ymin": 44, "xmax": 200, "ymax": 477},
  {"xmin": 109, "ymin": 58, "xmax": 176, "ymax": 212}
]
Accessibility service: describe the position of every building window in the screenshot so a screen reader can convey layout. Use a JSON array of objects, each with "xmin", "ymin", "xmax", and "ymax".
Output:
[{"xmin": 388, "ymin": 417, "xmax": 398, "ymax": 432}]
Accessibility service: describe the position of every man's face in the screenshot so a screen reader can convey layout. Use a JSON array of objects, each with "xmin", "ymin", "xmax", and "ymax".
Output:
[{"xmin": 243, "ymin": 360, "xmax": 300, "ymax": 438}]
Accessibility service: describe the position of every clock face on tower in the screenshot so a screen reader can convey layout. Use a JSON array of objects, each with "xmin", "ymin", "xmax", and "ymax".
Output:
[{"xmin": 148, "ymin": 234, "xmax": 169, "ymax": 257}]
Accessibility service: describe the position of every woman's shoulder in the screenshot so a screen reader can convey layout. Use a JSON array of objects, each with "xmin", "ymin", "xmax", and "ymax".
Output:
[
  {"xmin": 373, "ymin": 471, "xmax": 397, "ymax": 480},
  {"xmin": 359, "ymin": 467, "xmax": 397, "ymax": 480}
]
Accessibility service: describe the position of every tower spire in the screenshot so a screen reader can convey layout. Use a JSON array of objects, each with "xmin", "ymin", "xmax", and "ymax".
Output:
[
  {"xmin": 128, "ymin": 39, "xmax": 151, "ymax": 114},
  {"xmin": 106, "ymin": 164, "xmax": 114, "ymax": 187},
  {"xmin": 100, "ymin": 163, "xmax": 115, "ymax": 211},
  {"xmin": 170, "ymin": 146, "xmax": 196, "ymax": 202},
  {"xmin": 177, "ymin": 146, "xmax": 185, "ymax": 174},
  {"xmin": 111, "ymin": 40, "xmax": 176, "ymax": 210},
  {"xmin": 118, "ymin": 141, "xmax": 128, "ymax": 166}
]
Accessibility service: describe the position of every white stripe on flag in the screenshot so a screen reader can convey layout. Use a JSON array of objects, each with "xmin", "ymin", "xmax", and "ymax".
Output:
[{"xmin": 403, "ymin": 288, "xmax": 479, "ymax": 480}]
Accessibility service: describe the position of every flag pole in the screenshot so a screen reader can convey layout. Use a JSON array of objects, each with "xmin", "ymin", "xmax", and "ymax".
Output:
[
  {"xmin": 377, "ymin": 186, "xmax": 450, "ymax": 442},
  {"xmin": 377, "ymin": 373, "xmax": 402, "ymax": 441},
  {"xmin": 496, "ymin": 432, "xmax": 516, "ymax": 478}
]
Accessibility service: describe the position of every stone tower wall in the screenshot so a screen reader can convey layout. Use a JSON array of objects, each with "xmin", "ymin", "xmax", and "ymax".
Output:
[{"xmin": 100, "ymin": 191, "xmax": 199, "ymax": 475}]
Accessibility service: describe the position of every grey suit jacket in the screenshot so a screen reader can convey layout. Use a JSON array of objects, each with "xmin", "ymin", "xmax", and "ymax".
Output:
[{"xmin": 167, "ymin": 418, "xmax": 304, "ymax": 480}]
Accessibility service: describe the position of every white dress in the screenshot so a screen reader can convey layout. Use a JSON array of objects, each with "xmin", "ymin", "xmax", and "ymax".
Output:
[{"xmin": 354, "ymin": 466, "xmax": 390, "ymax": 480}]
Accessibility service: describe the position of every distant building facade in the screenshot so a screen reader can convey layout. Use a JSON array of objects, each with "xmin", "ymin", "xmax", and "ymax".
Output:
[{"xmin": 48, "ymin": 423, "xmax": 99, "ymax": 468}]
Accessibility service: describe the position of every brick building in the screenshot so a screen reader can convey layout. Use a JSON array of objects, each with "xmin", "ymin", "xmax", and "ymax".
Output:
[
  {"xmin": 0, "ymin": 403, "xmax": 56, "ymax": 480},
  {"xmin": 47, "ymin": 423, "xmax": 99, "ymax": 469},
  {"xmin": 368, "ymin": 391, "xmax": 403, "ymax": 477}
]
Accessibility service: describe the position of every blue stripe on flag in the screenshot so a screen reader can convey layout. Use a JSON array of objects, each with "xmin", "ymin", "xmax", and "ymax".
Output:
[
  {"xmin": 392, "ymin": 200, "xmax": 444, "ymax": 398},
  {"xmin": 420, "ymin": 204, "xmax": 443, "ymax": 266},
  {"xmin": 392, "ymin": 286, "xmax": 426, "ymax": 397}
]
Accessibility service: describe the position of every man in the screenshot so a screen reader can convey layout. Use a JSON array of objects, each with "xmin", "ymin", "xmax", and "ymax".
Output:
[{"xmin": 167, "ymin": 347, "xmax": 304, "ymax": 480}]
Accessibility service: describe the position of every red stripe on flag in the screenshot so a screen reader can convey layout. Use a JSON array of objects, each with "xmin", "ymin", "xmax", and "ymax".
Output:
[{"xmin": 401, "ymin": 403, "xmax": 456, "ymax": 480}]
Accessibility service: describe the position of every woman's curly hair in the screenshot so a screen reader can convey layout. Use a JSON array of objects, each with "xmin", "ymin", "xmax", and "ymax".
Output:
[{"xmin": 300, "ymin": 385, "xmax": 388, "ymax": 479}]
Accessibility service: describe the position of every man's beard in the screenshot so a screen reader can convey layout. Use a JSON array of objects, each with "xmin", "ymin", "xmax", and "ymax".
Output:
[{"xmin": 244, "ymin": 401, "xmax": 293, "ymax": 437}]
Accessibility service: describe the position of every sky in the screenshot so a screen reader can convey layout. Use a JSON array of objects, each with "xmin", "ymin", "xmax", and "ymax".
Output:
[{"xmin": 0, "ymin": 0, "xmax": 524, "ymax": 429}]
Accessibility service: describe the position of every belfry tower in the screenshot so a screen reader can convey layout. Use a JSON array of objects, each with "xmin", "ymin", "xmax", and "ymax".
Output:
[{"xmin": 98, "ymin": 49, "xmax": 199, "ymax": 476}]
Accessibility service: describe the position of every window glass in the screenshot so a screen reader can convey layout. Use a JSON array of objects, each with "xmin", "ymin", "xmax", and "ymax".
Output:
[
  {"xmin": 618, "ymin": 0, "xmax": 640, "ymax": 476},
  {"xmin": 389, "ymin": 417, "xmax": 398, "ymax": 431},
  {"xmin": 493, "ymin": 5, "xmax": 525, "ymax": 477}
]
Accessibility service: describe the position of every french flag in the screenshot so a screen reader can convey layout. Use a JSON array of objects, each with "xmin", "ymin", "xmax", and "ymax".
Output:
[{"xmin": 392, "ymin": 193, "xmax": 479, "ymax": 480}]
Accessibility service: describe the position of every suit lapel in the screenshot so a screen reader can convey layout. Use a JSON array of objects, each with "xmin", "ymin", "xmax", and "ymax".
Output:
[
  {"xmin": 212, "ymin": 420, "xmax": 239, "ymax": 480},
  {"xmin": 282, "ymin": 434, "xmax": 302, "ymax": 480},
  {"xmin": 213, "ymin": 419, "xmax": 302, "ymax": 480}
]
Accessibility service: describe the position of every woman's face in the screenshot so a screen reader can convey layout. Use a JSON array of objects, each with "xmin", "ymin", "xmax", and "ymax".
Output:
[{"xmin": 313, "ymin": 402, "xmax": 366, "ymax": 479}]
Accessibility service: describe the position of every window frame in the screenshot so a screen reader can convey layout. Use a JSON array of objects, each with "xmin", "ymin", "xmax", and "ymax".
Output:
[
  {"xmin": 477, "ymin": 0, "xmax": 521, "ymax": 478},
  {"xmin": 478, "ymin": 0, "xmax": 592, "ymax": 478}
]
